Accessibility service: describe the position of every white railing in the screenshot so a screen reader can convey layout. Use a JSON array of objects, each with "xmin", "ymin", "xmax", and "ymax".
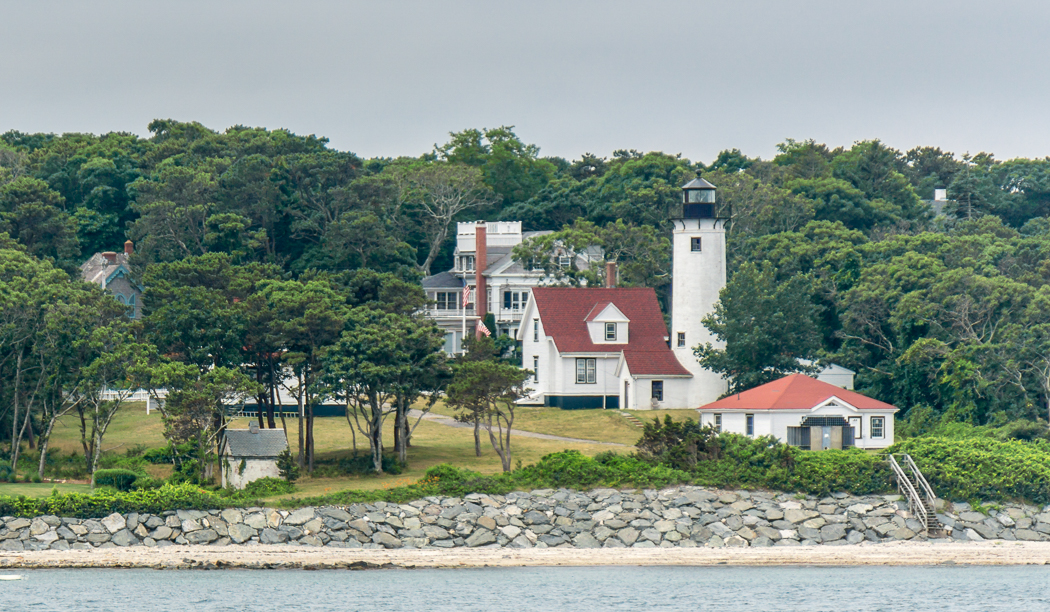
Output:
[{"xmin": 99, "ymin": 388, "xmax": 167, "ymax": 414}]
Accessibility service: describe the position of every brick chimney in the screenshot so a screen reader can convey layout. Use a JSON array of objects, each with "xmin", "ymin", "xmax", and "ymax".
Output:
[
  {"xmin": 605, "ymin": 261, "xmax": 617, "ymax": 288},
  {"xmin": 475, "ymin": 223, "xmax": 487, "ymax": 336},
  {"xmin": 102, "ymin": 251, "xmax": 117, "ymax": 264},
  {"xmin": 124, "ymin": 240, "xmax": 134, "ymax": 256}
]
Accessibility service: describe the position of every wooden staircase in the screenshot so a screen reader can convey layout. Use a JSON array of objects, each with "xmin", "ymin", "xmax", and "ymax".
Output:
[{"xmin": 889, "ymin": 454, "xmax": 948, "ymax": 537}]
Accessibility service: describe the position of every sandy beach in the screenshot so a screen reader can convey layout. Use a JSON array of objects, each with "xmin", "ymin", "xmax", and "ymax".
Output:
[{"xmin": 2, "ymin": 541, "xmax": 1050, "ymax": 570}]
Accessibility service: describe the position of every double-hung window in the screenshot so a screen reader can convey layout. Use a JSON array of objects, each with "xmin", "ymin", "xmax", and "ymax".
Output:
[
  {"xmin": 533, "ymin": 356, "xmax": 539, "ymax": 382},
  {"xmin": 533, "ymin": 319, "xmax": 539, "ymax": 342},
  {"xmin": 677, "ymin": 332, "xmax": 685, "ymax": 347},
  {"xmin": 651, "ymin": 380, "xmax": 664, "ymax": 402},
  {"xmin": 713, "ymin": 413, "xmax": 722, "ymax": 432},
  {"xmin": 691, "ymin": 237, "xmax": 702, "ymax": 252},
  {"xmin": 871, "ymin": 416, "xmax": 885, "ymax": 438},
  {"xmin": 576, "ymin": 358, "xmax": 596, "ymax": 384},
  {"xmin": 746, "ymin": 414, "xmax": 755, "ymax": 436},
  {"xmin": 605, "ymin": 322, "xmax": 617, "ymax": 341}
]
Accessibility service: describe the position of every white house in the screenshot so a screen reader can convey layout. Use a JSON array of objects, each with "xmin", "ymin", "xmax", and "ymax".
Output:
[
  {"xmin": 696, "ymin": 374, "xmax": 898, "ymax": 449},
  {"xmin": 422, "ymin": 221, "xmax": 598, "ymax": 353},
  {"xmin": 519, "ymin": 286, "xmax": 693, "ymax": 409},
  {"xmin": 220, "ymin": 423, "xmax": 288, "ymax": 489},
  {"xmin": 517, "ymin": 175, "xmax": 729, "ymax": 409}
]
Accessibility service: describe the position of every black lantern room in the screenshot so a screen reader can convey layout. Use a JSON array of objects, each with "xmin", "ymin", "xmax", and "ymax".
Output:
[{"xmin": 681, "ymin": 174, "xmax": 716, "ymax": 219}]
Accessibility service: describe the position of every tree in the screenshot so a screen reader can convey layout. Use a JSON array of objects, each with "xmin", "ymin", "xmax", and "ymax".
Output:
[
  {"xmin": 320, "ymin": 307, "xmax": 447, "ymax": 472},
  {"xmin": 141, "ymin": 361, "xmax": 259, "ymax": 483},
  {"xmin": 263, "ymin": 277, "xmax": 346, "ymax": 472},
  {"xmin": 74, "ymin": 327, "xmax": 156, "ymax": 486},
  {"xmin": 387, "ymin": 161, "xmax": 496, "ymax": 276},
  {"xmin": 695, "ymin": 263, "xmax": 822, "ymax": 393},
  {"xmin": 445, "ymin": 356, "xmax": 529, "ymax": 472},
  {"xmin": 435, "ymin": 126, "xmax": 556, "ymax": 208},
  {"xmin": 512, "ymin": 219, "xmax": 670, "ymax": 289},
  {"xmin": 0, "ymin": 177, "xmax": 80, "ymax": 271}
]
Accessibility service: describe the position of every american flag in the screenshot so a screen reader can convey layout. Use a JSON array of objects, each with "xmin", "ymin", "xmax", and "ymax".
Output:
[
  {"xmin": 462, "ymin": 284, "xmax": 471, "ymax": 308},
  {"xmin": 476, "ymin": 319, "xmax": 491, "ymax": 337}
]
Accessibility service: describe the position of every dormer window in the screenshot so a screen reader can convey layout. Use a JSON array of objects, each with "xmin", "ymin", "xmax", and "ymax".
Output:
[
  {"xmin": 558, "ymin": 255, "xmax": 571, "ymax": 268},
  {"xmin": 605, "ymin": 322, "xmax": 616, "ymax": 341}
]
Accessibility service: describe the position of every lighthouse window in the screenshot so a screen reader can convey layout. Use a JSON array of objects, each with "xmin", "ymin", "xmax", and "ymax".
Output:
[
  {"xmin": 677, "ymin": 332, "xmax": 685, "ymax": 347},
  {"xmin": 691, "ymin": 237, "xmax": 702, "ymax": 252}
]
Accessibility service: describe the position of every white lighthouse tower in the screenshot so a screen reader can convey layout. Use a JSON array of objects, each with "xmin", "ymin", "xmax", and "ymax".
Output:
[{"xmin": 671, "ymin": 174, "xmax": 729, "ymax": 406}]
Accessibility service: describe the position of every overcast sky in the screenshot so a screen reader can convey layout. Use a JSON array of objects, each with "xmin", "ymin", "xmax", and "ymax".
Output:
[{"xmin": 3, "ymin": 1, "xmax": 1049, "ymax": 163}]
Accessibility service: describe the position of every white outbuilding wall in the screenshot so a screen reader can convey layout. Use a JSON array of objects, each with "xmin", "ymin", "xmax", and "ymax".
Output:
[
  {"xmin": 698, "ymin": 406, "xmax": 896, "ymax": 449},
  {"xmin": 222, "ymin": 457, "xmax": 281, "ymax": 489}
]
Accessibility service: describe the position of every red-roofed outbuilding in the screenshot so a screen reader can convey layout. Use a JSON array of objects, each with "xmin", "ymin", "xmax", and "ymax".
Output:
[{"xmin": 697, "ymin": 374, "xmax": 899, "ymax": 449}]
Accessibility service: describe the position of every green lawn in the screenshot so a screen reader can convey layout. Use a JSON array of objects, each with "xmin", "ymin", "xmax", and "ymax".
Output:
[
  {"xmin": 21, "ymin": 399, "xmax": 700, "ymax": 500},
  {"xmin": 0, "ymin": 483, "xmax": 91, "ymax": 496}
]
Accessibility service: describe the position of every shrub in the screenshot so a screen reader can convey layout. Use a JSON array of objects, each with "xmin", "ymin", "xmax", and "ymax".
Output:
[
  {"xmin": 238, "ymin": 477, "xmax": 295, "ymax": 498},
  {"xmin": 0, "ymin": 483, "xmax": 227, "ymax": 518},
  {"xmin": 891, "ymin": 435, "xmax": 1050, "ymax": 505},
  {"xmin": 276, "ymin": 450, "xmax": 300, "ymax": 483},
  {"xmin": 93, "ymin": 469, "xmax": 140, "ymax": 492},
  {"xmin": 635, "ymin": 415, "xmax": 721, "ymax": 470}
]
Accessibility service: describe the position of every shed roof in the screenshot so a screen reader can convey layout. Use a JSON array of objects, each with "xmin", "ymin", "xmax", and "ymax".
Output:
[
  {"xmin": 698, "ymin": 374, "xmax": 897, "ymax": 411},
  {"xmin": 222, "ymin": 429, "xmax": 288, "ymax": 458}
]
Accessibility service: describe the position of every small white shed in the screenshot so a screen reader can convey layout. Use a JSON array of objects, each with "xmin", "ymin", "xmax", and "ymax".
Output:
[{"xmin": 220, "ymin": 424, "xmax": 288, "ymax": 489}]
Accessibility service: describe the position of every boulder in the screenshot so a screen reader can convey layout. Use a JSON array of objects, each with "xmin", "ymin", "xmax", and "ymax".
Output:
[
  {"xmin": 111, "ymin": 530, "xmax": 138, "ymax": 547},
  {"xmin": 372, "ymin": 532, "xmax": 402, "ymax": 549},
  {"xmin": 185, "ymin": 529, "xmax": 219, "ymax": 545},
  {"xmin": 228, "ymin": 524, "xmax": 256, "ymax": 544},
  {"xmin": 101, "ymin": 513, "xmax": 127, "ymax": 534},
  {"xmin": 820, "ymin": 524, "xmax": 847, "ymax": 542},
  {"xmin": 284, "ymin": 508, "xmax": 315, "ymax": 526},
  {"xmin": 260, "ymin": 528, "xmax": 289, "ymax": 544},
  {"xmin": 572, "ymin": 533, "xmax": 602, "ymax": 548}
]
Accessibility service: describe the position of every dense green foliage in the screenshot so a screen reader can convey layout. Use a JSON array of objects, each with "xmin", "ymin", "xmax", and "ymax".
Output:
[
  {"xmin": 92, "ymin": 468, "xmax": 140, "ymax": 492},
  {"xmin": 6, "ymin": 120, "xmax": 1050, "ymax": 488}
]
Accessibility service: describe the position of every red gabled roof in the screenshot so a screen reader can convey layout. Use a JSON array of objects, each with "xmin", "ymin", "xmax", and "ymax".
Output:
[
  {"xmin": 698, "ymin": 374, "xmax": 897, "ymax": 411},
  {"xmin": 623, "ymin": 350, "xmax": 692, "ymax": 376},
  {"xmin": 532, "ymin": 287, "xmax": 690, "ymax": 376}
]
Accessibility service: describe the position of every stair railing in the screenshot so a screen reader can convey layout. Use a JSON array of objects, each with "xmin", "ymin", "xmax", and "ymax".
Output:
[
  {"xmin": 901, "ymin": 454, "xmax": 938, "ymax": 510},
  {"xmin": 888, "ymin": 454, "xmax": 931, "ymax": 533}
]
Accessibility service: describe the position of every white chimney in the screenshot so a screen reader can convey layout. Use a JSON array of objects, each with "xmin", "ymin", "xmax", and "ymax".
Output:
[{"xmin": 934, "ymin": 189, "xmax": 947, "ymax": 201}]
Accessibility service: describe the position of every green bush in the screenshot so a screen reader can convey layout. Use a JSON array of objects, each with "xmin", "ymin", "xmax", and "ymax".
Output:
[
  {"xmin": 0, "ymin": 483, "xmax": 226, "ymax": 518},
  {"xmin": 238, "ymin": 477, "xmax": 295, "ymax": 498},
  {"xmin": 276, "ymin": 449, "xmax": 300, "ymax": 483},
  {"xmin": 93, "ymin": 469, "xmax": 140, "ymax": 492},
  {"xmin": 890, "ymin": 435, "xmax": 1050, "ymax": 505}
]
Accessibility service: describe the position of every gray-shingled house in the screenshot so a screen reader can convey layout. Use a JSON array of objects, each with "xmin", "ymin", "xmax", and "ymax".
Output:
[
  {"xmin": 80, "ymin": 240, "xmax": 143, "ymax": 319},
  {"xmin": 220, "ymin": 423, "xmax": 288, "ymax": 489}
]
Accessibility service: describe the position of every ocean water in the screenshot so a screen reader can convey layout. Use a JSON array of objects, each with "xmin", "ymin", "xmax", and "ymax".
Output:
[{"xmin": 2, "ymin": 565, "xmax": 1048, "ymax": 611}]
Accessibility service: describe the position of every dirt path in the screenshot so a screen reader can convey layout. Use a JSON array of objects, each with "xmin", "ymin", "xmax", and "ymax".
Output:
[
  {"xmin": 408, "ymin": 409, "xmax": 628, "ymax": 447},
  {"xmin": 4, "ymin": 541, "xmax": 1050, "ymax": 570}
]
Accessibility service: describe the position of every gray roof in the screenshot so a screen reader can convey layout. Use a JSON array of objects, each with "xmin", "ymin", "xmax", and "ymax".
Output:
[
  {"xmin": 222, "ymin": 429, "xmax": 288, "ymax": 458},
  {"xmin": 421, "ymin": 270, "xmax": 465, "ymax": 289},
  {"xmin": 80, "ymin": 252, "xmax": 132, "ymax": 287},
  {"xmin": 682, "ymin": 176, "xmax": 716, "ymax": 190}
]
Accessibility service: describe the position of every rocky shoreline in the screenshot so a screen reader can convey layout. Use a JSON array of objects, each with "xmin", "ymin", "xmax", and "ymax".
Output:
[{"xmin": 3, "ymin": 486, "xmax": 1050, "ymax": 553}]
